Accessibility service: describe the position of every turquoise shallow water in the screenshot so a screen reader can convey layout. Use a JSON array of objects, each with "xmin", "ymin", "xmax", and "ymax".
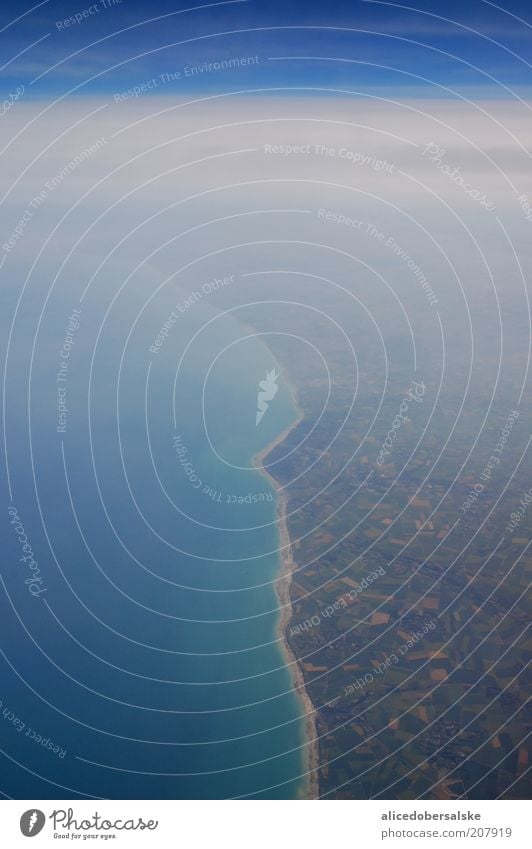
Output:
[{"xmin": 1, "ymin": 290, "xmax": 307, "ymax": 799}]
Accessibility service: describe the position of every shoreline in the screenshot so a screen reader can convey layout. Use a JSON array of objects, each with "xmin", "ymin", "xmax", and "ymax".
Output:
[{"xmin": 253, "ymin": 393, "xmax": 320, "ymax": 801}]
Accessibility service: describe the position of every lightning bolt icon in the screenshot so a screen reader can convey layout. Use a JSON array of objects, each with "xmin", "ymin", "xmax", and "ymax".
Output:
[
  {"xmin": 256, "ymin": 368, "xmax": 279, "ymax": 426},
  {"xmin": 28, "ymin": 811, "xmax": 38, "ymax": 833}
]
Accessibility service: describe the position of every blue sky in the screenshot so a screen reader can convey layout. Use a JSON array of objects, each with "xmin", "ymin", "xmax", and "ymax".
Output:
[{"xmin": 1, "ymin": 0, "xmax": 532, "ymax": 98}]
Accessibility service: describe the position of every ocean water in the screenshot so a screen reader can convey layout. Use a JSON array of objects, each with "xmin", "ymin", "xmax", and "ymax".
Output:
[{"xmin": 1, "ymin": 282, "xmax": 307, "ymax": 799}]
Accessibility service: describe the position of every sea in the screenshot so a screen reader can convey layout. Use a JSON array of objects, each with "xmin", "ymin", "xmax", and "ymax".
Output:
[{"xmin": 1, "ymin": 278, "xmax": 307, "ymax": 799}]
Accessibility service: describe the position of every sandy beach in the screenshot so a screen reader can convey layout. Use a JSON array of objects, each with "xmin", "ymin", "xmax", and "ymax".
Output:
[{"xmin": 253, "ymin": 398, "xmax": 320, "ymax": 801}]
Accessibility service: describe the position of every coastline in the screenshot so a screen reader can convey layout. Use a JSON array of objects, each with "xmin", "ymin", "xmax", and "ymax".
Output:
[{"xmin": 253, "ymin": 393, "xmax": 320, "ymax": 801}]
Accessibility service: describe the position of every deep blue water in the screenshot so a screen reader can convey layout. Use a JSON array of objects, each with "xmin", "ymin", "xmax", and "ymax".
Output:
[{"xmin": 1, "ymin": 286, "xmax": 307, "ymax": 799}]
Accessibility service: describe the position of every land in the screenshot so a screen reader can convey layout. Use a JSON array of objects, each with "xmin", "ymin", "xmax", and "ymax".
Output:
[{"xmin": 240, "ymin": 283, "xmax": 532, "ymax": 801}]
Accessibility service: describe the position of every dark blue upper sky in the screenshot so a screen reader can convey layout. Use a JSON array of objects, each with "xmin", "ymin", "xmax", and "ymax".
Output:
[{"xmin": 1, "ymin": 0, "xmax": 531, "ymax": 98}]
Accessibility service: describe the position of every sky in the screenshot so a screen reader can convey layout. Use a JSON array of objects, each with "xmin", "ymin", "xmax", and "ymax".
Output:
[{"xmin": 1, "ymin": 0, "xmax": 532, "ymax": 98}]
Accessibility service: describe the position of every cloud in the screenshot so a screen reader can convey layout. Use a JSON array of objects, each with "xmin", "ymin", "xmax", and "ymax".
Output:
[{"xmin": 1, "ymin": 96, "xmax": 531, "ymax": 314}]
